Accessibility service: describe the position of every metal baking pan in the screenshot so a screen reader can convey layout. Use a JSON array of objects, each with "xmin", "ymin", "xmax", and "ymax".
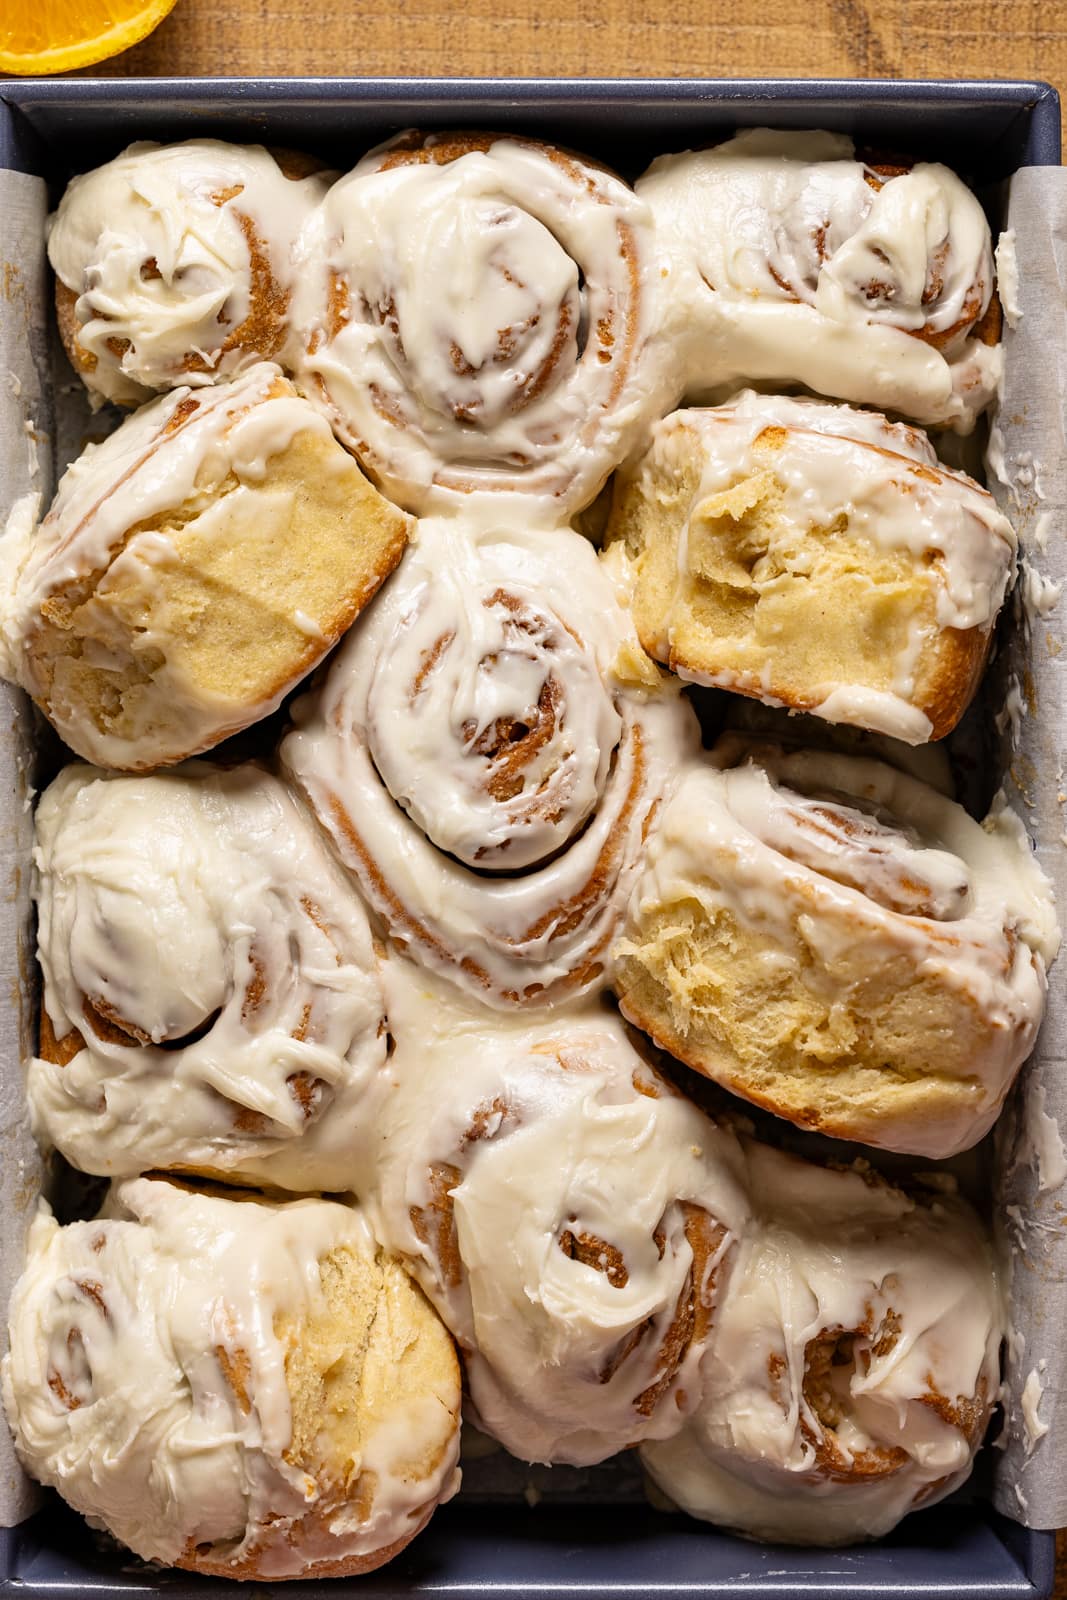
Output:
[{"xmin": 0, "ymin": 75, "xmax": 1060, "ymax": 1600}]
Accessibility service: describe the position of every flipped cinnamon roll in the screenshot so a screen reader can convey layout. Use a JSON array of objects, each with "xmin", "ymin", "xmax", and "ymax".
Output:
[
  {"xmin": 614, "ymin": 737, "xmax": 1057, "ymax": 1157},
  {"xmin": 282, "ymin": 518, "xmax": 699, "ymax": 1008},
  {"xmin": 367, "ymin": 962, "xmax": 750, "ymax": 1466},
  {"xmin": 0, "ymin": 363, "xmax": 410, "ymax": 770},
  {"xmin": 49, "ymin": 141, "xmax": 330, "ymax": 407},
  {"xmin": 2, "ymin": 1179, "xmax": 461, "ymax": 1579},
  {"xmin": 292, "ymin": 131, "xmax": 669, "ymax": 513},
  {"xmin": 639, "ymin": 129, "xmax": 1000, "ymax": 431},
  {"xmin": 607, "ymin": 391, "xmax": 1016, "ymax": 743},
  {"xmin": 30, "ymin": 762, "xmax": 387, "ymax": 1193},
  {"xmin": 641, "ymin": 1143, "xmax": 1003, "ymax": 1545}
]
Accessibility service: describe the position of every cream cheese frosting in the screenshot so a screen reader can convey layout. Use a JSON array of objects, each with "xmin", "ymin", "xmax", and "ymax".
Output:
[
  {"xmin": 282, "ymin": 515, "xmax": 701, "ymax": 1007},
  {"xmin": 366, "ymin": 959, "xmax": 751, "ymax": 1466},
  {"xmin": 1, "ymin": 1180, "xmax": 461, "ymax": 1577},
  {"xmin": 638, "ymin": 129, "xmax": 1000, "ymax": 431},
  {"xmin": 292, "ymin": 131, "xmax": 673, "ymax": 515},
  {"xmin": 641, "ymin": 1143, "xmax": 1004, "ymax": 1544},
  {"xmin": 28, "ymin": 761, "xmax": 388, "ymax": 1192},
  {"xmin": 48, "ymin": 141, "xmax": 330, "ymax": 405},
  {"xmin": 616, "ymin": 737, "xmax": 1057, "ymax": 1157}
]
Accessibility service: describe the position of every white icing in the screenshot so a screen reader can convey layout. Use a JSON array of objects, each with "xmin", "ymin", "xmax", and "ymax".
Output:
[
  {"xmin": 641, "ymin": 1142, "xmax": 1003, "ymax": 1544},
  {"xmin": 627, "ymin": 393, "xmax": 1015, "ymax": 744},
  {"xmin": 995, "ymin": 230, "xmax": 1023, "ymax": 328},
  {"xmin": 28, "ymin": 762, "xmax": 388, "ymax": 1192},
  {"xmin": 1022, "ymin": 1086, "xmax": 1067, "ymax": 1196},
  {"xmin": 0, "ymin": 363, "xmax": 352, "ymax": 770},
  {"xmin": 367, "ymin": 959, "xmax": 750, "ymax": 1466},
  {"xmin": 638, "ymin": 130, "xmax": 999, "ymax": 431},
  {"xmin": 282, "ymin": 516, "xmax": 700, "ymax": 1007},
  {"xmin": 48, "ymin": 141, "xmax": 330, "ymax": 404},
  {"xmin": 1, "ymin": 1182, "xmax": 460, "ymax": 1576},
  {"xmin": 292, "ymin": 132, "xmax": 673, "ymax": 515},
  {"xmin": 1021, "ymin": 1365, "xmax": 1049, "ymax": 1453},
  {"xmin": 620, "ymin": 737, "xmax": 1056, "ymax": 1156}
]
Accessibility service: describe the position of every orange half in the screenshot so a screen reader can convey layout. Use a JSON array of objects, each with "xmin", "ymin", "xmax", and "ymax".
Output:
[{"xmin": 1, "ymin": 0, "xmax": 179, "ymax": 74}]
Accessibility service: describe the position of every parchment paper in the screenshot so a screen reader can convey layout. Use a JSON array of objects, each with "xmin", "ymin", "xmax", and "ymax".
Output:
[
  {"xmin": 987, "ymin": 166, "xmax": 1067, "ymax": 1531},
  {"xmin": 0, "ymin": 168, "xmax": 53, "ymax": 1526},
  {"xmin": 0, "ymin": 158, "xmax": 1064, "ymax": 1533}
]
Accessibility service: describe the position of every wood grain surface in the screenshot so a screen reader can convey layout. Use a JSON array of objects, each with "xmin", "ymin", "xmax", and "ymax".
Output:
[
  {"xmin": 14, "ymin": 0, "xmax": 1067, "ymax": 1593},
  {"xmin": 66, "ymin": 0, "xmax": 1065, "ymax": 94}
]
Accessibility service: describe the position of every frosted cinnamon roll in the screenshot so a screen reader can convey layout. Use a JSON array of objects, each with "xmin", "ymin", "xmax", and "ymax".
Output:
[
  {"xmin": 642, "ymin": 1143, "xmax": 1003, "ymax": 1544},
  {"xmin": 282, "ymin": 518, "xmax": 700, "ymax": 1008},
  {"xmin": 639, "ymin": 130, "xmax": 1000, "ymax": 431},
  {"xmin": 367, "ymin": 963, "xmax": 750, "ymax": 1466},
  {"xmin": 2, "ymin": 1179, "xmax": 461, "ymax": 1579},
  {"xmin": 607, "ymin": 391, "xmax": 1016, "ymax": 743},
  {"xmin": 292, "ymin": 130, "xmax": 669, "ymax": 514},
  {"xmin": 0, "ymin": 363, "xmax": 410, "ymax": 770},
  {"xmin": 29, "ymin": 761, "xmax": 388, "ymax": 1193},
  {"xmin": 49, "ymin": 141, "xmax": 330, "ymax": 407},
  {"xmin": 614, "ymin": 737, "xmax": 1058, "ymax": 1157}
]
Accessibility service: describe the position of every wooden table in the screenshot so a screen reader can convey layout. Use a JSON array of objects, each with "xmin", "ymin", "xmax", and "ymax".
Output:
[
  {"xmin": 74, "ymin": 0, "xmax": 1067, "ymax": 102},
  {"xmin": 52, "ymin": 1, "xmax": 1067, "ymax": 1594}
]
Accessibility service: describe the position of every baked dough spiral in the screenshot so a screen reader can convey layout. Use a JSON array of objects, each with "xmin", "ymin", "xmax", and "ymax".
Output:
[
  {"xmin": 293, "ymin": 131, "xmax": 669, "ymax": 513},
  {"xmin": 606, "ymin": 390, "xmax": 1016, "ymax": 743},
  {"xmin": 638, "ymin": 130, "xmax": 1000, "ymax": 431},
  {"xmin": 282, "ymin": 518, "xmax": 700, "ymax": 1007},
  {"xmin": 0, "ymin": 362, "xmax": 410, "ymax": 771},
  {"xmin": 49, "ymin": 141, "xmax": 330, "ymax": 407},
  {"xmin": 367, "ymin": 962, "xmax": 750, "ymax": 1466},
  {"xmin": 30, "ymin": 762, "xmax": 388, "ymax": 1193},
  {"xmin": 641, "ymin": 1143, "xmax": 1003, "ymax": 1545},
  {"xmin": 2, "ymin": 1179, "xmax": 461, "ymax": 1579},
  {"xmin": 614, "ymin": 736, "xmax": 1057, "ymax": 1157}
]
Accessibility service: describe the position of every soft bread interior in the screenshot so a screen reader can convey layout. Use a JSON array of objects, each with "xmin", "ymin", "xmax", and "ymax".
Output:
[{"xmin": 608, "ymin": 421, "xmax": 984, "ymax": 740}]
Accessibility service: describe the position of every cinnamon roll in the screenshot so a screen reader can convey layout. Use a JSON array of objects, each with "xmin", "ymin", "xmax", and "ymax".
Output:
[
  {"xmin": 2, "ymin": 1179, "xmax": 461, "ymax": 1579},
  {"xmin": 29, "ymin": 761, "xmax": 388, "ymax": 1193},
  {"xmin": 607, "ymin": 391, "xmax": 1016, "ymax": 743},
  {"xmin": 49, "ymin": 141, "xmax": 329, "ymax": 407},
  {"xmin": 639, "ymin": 129, "xmax": 1000, "ymax": 431},
  {"xmin": 292, "ymin": 130, "xmax": 669, "ymax": 513},
  {"xmin": 367, "ymin": 961, "xmax": 750, "ymax": 1466},
  {"xmin": 0, "ymin": 363, "xmax": 410, "ymax": 770},
  {"xmin": 614, "ymin": 737, "xmax": 1057, "ymax": 1157},
  {"xmin": 641, "ymin": 1143, "xmax": 1003, "ymax": 1544},
  {"xmin": 282, "ymin": 518, "xmax": 700, "ymax": 1008}
]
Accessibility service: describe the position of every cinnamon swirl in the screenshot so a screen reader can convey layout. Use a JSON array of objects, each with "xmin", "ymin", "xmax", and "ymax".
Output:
[
  {"xmin": 49, "ymin": 141, "xmax": 329, "ymax": 407},
  {"xmin": 29, "ymin": 761, "xmax": 388, "ymax": 1193},
  {"xmin": 367, "ymin": 961, "xmax": 750, "ymax": 1466},
  {"xmin": 0, "ymin": 363, "xmax": 410, "ymax": 770},
  {"xmin": 641, "ymin": 1143, "xmax": 1003, "ymax": 1544},
  {"xmin": 639, "ymin": 129, "xmax": 1000, "ymax": 431},
  {"xmin": 607, "ymin": 391, "xmax": 1016, "ymax": 743},
  {"xmin": 282, "ymin": 518, "xmax": 700, "ymax": 1007},
  {"xmin": 614, "ymin": 737, "xmax": 1057, "ymax": 1157},
  {"xmin": 2, "ymin": 1179, "xmax": 461, "ymax": 1579},
  {"xmin": 292, "ymin": 130, "xmax": 669, "ymax": 513}
]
